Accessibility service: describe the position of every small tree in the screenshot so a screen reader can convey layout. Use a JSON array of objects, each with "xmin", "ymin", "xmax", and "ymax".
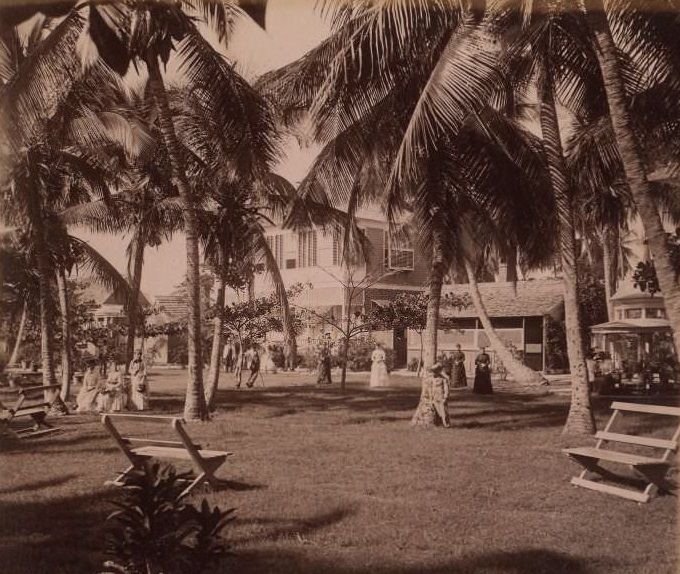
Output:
[
  {"xmin": 221, "ymin": 294, "xmax": 282, "ymax": 385},
  {"xmin": 369, "ymin": 291, "xmax": 471, "ymax": 371},
  {"xmin": 294, "ymin": 269, "xmax": 400, "ymax": 391}
]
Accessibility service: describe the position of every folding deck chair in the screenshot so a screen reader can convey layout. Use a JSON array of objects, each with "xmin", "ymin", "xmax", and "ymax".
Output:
[
  {"xmin": 101, "ymin": 413, "xmax": 233, "ymax": 499},
  {"xmin": 563, "ymin": 401, "xmax": 680, "ymax": 503},
  {"xmin": 0, "ymin": 383, "xmax": 62, "ymax": 439}
]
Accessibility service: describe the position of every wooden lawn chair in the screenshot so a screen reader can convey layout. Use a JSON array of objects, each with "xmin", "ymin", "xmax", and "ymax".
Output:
[
  {"xmin": 101, "ymin": 413, "xmax": 233, "ymax": 499},
  {"xmin": 0, "ymin": 383, "xmax": 62, "ymax": 439},
  {"xmin": 563, "ymin": 401, "xmax": 680, "ymax": 503}
]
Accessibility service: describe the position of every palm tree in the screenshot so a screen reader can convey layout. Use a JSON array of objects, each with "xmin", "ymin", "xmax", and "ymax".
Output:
[
  {"xmin": 492, "ymin": 2, "xmax": 597, "ymax": 433},
  {"xmin": 1, "ymin": 15, "xmax": 113, "ymax": 401},
  {"xmin": 261, "ymin": 3, "xmax": 553, "ymax": 387},
  {"xmin": 580, "ymin": 0, "xmax": 680, "ymax": 356},
  {"xmin": 77, "ymin": 1, "xmax": 278, "ymax": 420}
]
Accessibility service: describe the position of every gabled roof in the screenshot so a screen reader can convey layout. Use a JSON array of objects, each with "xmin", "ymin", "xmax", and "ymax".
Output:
[
  {"xmin": 154, "ymin": 295, "xmax": 187, "ymax": 320},
  {"xmin": 611, "ymin": 282, "xmax": 664, "ymax": 303},
  {"xmin": 77, "ymin": 280, "xmax": 150, "ymax": 307},
  {"xmin": 442, "ymin": 279, "xmax": 564, "ymax": 318}
]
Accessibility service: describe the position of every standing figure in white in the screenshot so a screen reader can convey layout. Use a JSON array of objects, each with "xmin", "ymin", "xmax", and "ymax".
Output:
[
  {"xmin": 129, "ymin": 351, "xmax": 148, "ymax": 410},
  {"xmin": 369, "ymin": 343, "xmax": 390, "ymax": 388}
]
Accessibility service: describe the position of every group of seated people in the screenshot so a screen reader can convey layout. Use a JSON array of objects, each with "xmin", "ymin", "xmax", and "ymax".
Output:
[{"xmin": 76, "ymin": 351, "xmax": 149, "ymax": 413}]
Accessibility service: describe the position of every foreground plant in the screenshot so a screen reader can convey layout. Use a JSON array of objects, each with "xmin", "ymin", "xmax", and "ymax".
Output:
[{"xmin": 101, "ymin": 463, "xmax": 234, "ymax": 574}]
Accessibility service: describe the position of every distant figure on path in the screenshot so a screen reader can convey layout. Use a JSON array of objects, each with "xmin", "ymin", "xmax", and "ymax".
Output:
[
  {"xmin": 262, "ymin": 345, "xmax": 277, "ymax": 374},
  {"xmin": 283, "ymin": 339, "xmax": 295, "ymax": 371},
  {"xmin": 427, "ymin": 363, "xmax": 450, "ymax": 427},
  {"xmin": 129, "ymin": 351, "xmax": 148, "ymax": 410},
  {"xmin": 473, "ymin": 347, "xmax": 493, "ymax": 394},
  {"xmin": 316, "ymin": 336, "xmax": 333, "ymax": 385},
  {"xmin": 245, "ymin": 346, "xmax": 261, "ymax": 388},
  {"xmin": 76, "ymin": 362, "xmax": 101, "ymax": 413},
  {"xmin": 223, "ymin": 342, "xmax": 234, "ymax": 373},
  {"xmin": 369, "ymin": 343, "xmax": 390, "ymax": 388},
  {"xmin": 450, "ymin": 344, "xmax": 467, "ymax": 388}
]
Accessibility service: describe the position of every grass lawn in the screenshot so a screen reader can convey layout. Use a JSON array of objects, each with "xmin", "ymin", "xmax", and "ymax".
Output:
[{"xmin": 1, "ymin": 369, "xmax": 678, "ymax": 573}]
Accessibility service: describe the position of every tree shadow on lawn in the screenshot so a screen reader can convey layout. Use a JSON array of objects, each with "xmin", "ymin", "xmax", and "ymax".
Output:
[
  {"xmin": 228, "ymin": 547, "xmax": 597, "ymax": 574},
  {"xmin": 230, "ymin": 505, "xmax": 357, "ymax": 546},
  {"xmin": 148, "ymin": 387, "xmax": 630, "ymax": 435},
  {"xmin": 0, "ymin": 474, "xmax": 80, "ymax": 495},
  {"xmin": 0, "ymin": 489, "xmax": 110, "ymax": 574}
]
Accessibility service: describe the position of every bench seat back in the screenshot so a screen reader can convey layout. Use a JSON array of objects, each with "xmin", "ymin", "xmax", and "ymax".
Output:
[{"xmin": 596, "ymin": 401, "xmax": 680, "ymax": 464}]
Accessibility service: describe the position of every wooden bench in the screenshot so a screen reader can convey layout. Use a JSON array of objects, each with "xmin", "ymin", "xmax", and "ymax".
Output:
[
  {"xmin": 0, "ymin": 384, "xmax": 62, "ymax": 439},
  {"xmin": 563, "ymin": 401, "xmax": 680, "ymax": 503},
  {"xmin": 101, "ymin": 413, "xmax": 233, "ymax": 499}
]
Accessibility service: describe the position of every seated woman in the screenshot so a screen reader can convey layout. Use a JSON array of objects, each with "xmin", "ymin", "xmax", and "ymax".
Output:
[
  {"xmin": 76, "ymin": 362, "xmax": 101, "ymax": 413},
  {"xmin": 100, "ymin": 361, "xmax": 127, "ymax": 413}
]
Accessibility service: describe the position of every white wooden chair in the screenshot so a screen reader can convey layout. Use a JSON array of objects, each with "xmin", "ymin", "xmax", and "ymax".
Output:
[
  {"xmin": 563, "ymin": 401, "xmax": 680, "ymax": 503},
  {"xmin": 101, "ymin": 413, "xmax": 233, "ymax": 499}
]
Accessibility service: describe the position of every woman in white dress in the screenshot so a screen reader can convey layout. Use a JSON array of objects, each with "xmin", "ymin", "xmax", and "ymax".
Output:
[
  {"xmin": 369, "ymin": 344, "xmax": 390, "ymax": 388},
  {"xmin": 101, "ymin": 361, "xmax": 127, "ymax": 412},
  {"xmin": 76, "ymin": 363, "xmax": 101, "ymax": 413},
  {"xmin": 129, "ymin": 351, "xmax": 148, "ymax": 411},
  {"xmin": 262, "ymin": 345, "xmax": 277, "ymax": 374}
]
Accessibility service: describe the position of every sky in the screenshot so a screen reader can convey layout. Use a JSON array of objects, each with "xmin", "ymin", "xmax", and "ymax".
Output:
[{"xmin": 73, "ymin": 0, "xmax": 330, "ymax": 299}]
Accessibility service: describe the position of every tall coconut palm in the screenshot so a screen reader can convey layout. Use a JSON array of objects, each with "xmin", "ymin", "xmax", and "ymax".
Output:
[
  {"xmin": 261, "ymin": 3, "xmax": 553, "ymax": 388},
  {"xmin": 1, "ymin": 14, "xmax": 114, "ymax": 400},
  {"xmin": 75, "ymin": 1, "xmax": 278, "ymax": 420},
  {"xmin": 579, "ymin": 0, "xmax": 680, "ymax": 356}
]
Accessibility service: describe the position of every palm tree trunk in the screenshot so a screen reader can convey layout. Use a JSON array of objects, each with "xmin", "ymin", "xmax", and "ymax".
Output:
[
  {"xmin": 601, "ymin": 227, "xmax": 618, "ymax": 321},
  {"xmin": 247, "ymin": 274, "xmax": 255, "ymax": 302},
  {"xmin": 411, "ymin": 240, "xmax": 445, "ymax": 427},
  {"xmin": 8, "ymin": 300, "xmax": 27, "ymax": 367},
  {"xmin": 505, "ymin": 244, "xmax": 518, "ymax": 282},
  {"xmin": 205, "ymin": 273, "xmax": 226, "ymax": 409},
  {"xmin": 539, "ymin": 62, "xmax": 595, "ymax": 435},
  {"xmin": 585, "ymin": 3, "xmax": 680, "ymax": 352},
  {"xmin": 146, "ymin": 54, "xmax": 207, "ymax": 421},
  {"xmin": 27, "ymin": 190, "xmax": 67, "ymax": 413},
  {"xmin": 125, "ymin": 235, "xmax": 145, "ymax": 373},
  {"xmin": 463, "ymin": 259, "xmax": 545, "ymax": 386},
  {"xmin": 56, "ymin": 266, "xmax": 73, "ymax": 400}
]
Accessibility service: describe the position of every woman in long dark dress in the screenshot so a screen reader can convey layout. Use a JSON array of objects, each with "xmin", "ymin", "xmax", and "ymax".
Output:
[
  {"xmin": 450, "ymin": 344, "xmax": 467, "ymax": 388},
  {"xmin": 473, "ymin": 347, "xmax": 493, "ymax": 394}
]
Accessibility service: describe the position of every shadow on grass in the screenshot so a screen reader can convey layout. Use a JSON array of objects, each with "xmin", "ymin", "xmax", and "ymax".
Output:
[
  {"xmin": 227, "ymin": 547, "xmax": 596, "ymax": 574},
  {"xmin": 0, "ymin": 473, "xmax": 80, "ymax": 495},
  {"xmin": 231, "ymin": 505, "xmax": 357, "ymax": 546},
  {"xmin": 222, "ymin": 479, "xmax": 268, "ymax": 492},
  {"xmin": 0, "ymin": 490, "xmax": 109, "ymax": 574}
]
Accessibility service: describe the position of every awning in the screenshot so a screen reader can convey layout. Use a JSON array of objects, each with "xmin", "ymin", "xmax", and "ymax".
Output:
[{"xmin": 591, "ymin": 319, "xmax": 672, "ymax": 333}]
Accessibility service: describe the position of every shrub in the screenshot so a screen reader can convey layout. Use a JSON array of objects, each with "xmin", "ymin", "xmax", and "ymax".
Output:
[
  {"xmin": 344, "ymin": 337, "xmax": 394, "ymax": 372},
  {"xmin": 267, "ymin": 344, "xmax": 285, "ymax": 368},
  {"xmin": 101, "ymin": 462, "xmax": 234, "ymax": 574},
  {"xmin": 407, "ymin": 357, "xmax": 421, "ymax": 372}
]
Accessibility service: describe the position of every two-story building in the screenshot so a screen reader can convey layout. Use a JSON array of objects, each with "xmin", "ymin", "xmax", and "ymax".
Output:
[
  {"xmin": 254, "ymin": 206, "xmax": 430, "ymax": 366},
  {"xmin": 254, "ymin": 208, "xmax": 565, "ymax": 372}
]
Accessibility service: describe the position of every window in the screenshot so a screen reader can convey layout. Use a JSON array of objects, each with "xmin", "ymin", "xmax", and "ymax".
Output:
[
  {"xmin": 298, "ymin": 231, "xmax": 317, "ymax": 267},
  {"xmin": 624, "ymin": 308, "xmax": 643, "ymax": 319},
  {"xmin": 266, "ymin": 234, "xmax": 284, "ymax": 268},
  {"xmin": 332, "ymin": 230, "xmax": 342, "ymax": 266},
  {"xmin": 383, "ymin": 229, "xmax": 414, "ymax": 271},
  {"xmin": 645, "ymin": 307, "xmax": 667, "ymax": 319}
]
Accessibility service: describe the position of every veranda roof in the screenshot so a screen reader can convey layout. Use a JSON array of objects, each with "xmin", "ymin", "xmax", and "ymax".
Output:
[
  {"xmin": 441, "ymin": 279, "xmax": 564, "ymax": 319},
  {"xmin": 591, "ymin": 318, "xmax": 671, "ymax": 333}
]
